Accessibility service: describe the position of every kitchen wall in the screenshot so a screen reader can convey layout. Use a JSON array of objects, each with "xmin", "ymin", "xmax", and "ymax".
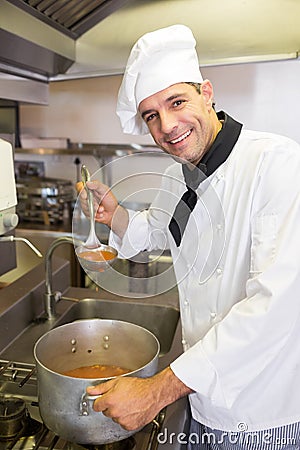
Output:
[
  {"xmin": 20, "ymin": 58, "xmax": 300, "ymax": 143},
  {"xmin": 17, "ymin": 58, "xmax": 300, "ymax": 197}
]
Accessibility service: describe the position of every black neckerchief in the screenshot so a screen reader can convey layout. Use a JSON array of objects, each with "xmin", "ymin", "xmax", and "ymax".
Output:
[{"xmin": 169, "ymin": 111, "xmax": 243, "ymax": 247}]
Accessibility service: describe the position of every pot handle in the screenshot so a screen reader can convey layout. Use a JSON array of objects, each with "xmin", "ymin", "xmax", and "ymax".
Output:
[{"xmin": 80, "ymin": 393, "xmax": 102, "ymax": 416}]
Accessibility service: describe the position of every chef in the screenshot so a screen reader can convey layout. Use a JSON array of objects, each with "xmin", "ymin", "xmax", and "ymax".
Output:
[{"xmin": 80, "ymin": 25, "xmax": 300, "ymax": 449}]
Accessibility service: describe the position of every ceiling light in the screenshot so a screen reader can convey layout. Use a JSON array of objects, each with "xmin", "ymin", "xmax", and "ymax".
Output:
[{"xmin": 202, "ymin": 52, "xmax": 299, "ymax": 67}]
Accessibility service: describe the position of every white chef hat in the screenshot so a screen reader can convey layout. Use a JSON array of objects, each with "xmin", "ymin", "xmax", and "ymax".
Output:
[{"xmin": 116, "ymin": 24, "xmax": 203, "ymax": 135}]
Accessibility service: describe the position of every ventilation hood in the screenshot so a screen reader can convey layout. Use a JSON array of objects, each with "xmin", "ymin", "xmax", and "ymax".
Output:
[
  {"xmin": 0, "ymin": 0, "xmax": 133, "ymax": 82},
  {"xmin": 1, "ymin": 0, "xmax": 300, "ymax": 88}
]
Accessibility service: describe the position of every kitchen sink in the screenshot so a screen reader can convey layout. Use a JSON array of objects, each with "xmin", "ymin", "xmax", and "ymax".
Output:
[
  {"xmin": 0, "ymin": 296, "xmax": 180, "ymax": 365},
  {"xmin": 55, "ymin": 298, "xmax": 180, "ymax": 356}
]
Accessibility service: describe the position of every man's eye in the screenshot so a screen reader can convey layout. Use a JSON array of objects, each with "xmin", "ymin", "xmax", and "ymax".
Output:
[
  {"xmin": 145, "ymin": 113, "xmax": 156, "ymax": 122},
  {"xmin": 173, "ymin": 100, "xmax": 185, "ymax": 107}
]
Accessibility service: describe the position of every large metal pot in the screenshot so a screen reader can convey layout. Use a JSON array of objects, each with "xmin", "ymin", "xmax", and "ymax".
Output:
[{"xmin": 33, "ymin": 319, "xmax": 160, "ymax": 445}]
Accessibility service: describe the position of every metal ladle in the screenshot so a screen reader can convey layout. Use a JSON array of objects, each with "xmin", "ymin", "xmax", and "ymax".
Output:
[
  {"xmin": 81, "ymin": 164, "xmax": 101, "ymax": 248},
  {"xmin": 75, "ymin": 165, "xmax": 118, "ymax": 272}
]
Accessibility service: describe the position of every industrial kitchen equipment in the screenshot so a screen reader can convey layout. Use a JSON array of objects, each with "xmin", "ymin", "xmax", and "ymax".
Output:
[
  {"xmin": 0, "ymin": 137, "xmax": 19, "ymax": 276},
  {"xmin": 14, "ymin": 160, "xmax": 75, "ymax": 226},
  {"xmin": 0, "ymin": 138, "xmax": 43, "ymax": 279}
]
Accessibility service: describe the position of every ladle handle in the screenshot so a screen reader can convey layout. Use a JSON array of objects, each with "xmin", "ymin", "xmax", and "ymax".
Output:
[{"xmin": 81, "ymin": 165, "xmax": 96, "ymax": 225}]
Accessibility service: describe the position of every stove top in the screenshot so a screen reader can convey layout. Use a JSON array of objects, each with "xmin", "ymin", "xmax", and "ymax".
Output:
[{"xmin": 0, "ymin": 360, "xmax": 167, "ymax": 450}]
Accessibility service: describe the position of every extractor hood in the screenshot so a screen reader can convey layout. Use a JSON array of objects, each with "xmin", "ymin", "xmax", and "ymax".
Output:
[{"xmin": 0, "ymin": 0, "xmax": 133, "ymax": 81}]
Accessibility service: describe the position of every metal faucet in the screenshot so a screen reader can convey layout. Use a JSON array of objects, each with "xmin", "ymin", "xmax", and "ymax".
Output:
[
  {"xmin": 44, "ymin": 236, "xmax": 82, "ymax": 320},
  {"xmin": 0, "ymin": 235, "xmax": 43, "ymax": 258}
]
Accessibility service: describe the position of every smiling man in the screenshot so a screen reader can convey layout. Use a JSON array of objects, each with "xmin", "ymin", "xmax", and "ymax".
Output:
[
  {"xmin": 139, "ymin": 81, "xmax": 222, "ymax": 165},
  {"xmin": 81, "ymin": 25, "xmax": 300, "ymax": 449}
]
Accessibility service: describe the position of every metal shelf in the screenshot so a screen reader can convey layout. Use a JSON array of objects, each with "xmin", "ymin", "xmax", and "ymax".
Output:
[{"xmin": 15, "ymin": 143, "xmax": 163, "ymax": 157}]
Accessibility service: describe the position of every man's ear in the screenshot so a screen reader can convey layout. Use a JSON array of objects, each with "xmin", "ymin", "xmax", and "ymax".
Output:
[{"xmin": 201, "ymin": 80, "xmax": 214, "ymax": 110}]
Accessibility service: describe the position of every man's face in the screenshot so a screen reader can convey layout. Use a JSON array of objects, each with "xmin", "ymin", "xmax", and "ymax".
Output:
[{"xmin": 138, "ymin": 82, "xmax": 217, "ymax": 165}]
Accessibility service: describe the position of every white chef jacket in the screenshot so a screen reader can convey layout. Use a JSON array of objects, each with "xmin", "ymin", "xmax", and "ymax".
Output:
[{"xmin": 110, "ymin": 129, "xmax": 300, "ymax": 432}]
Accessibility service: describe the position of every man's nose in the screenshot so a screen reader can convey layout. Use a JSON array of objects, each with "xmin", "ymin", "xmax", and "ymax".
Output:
[{"xmin": 160, "ymin": 111, "xmax": 177, "ymax": 134}]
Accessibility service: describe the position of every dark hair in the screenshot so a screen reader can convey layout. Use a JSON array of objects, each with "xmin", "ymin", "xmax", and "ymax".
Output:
[
  {"xmin": 186, "ymin": 82, "xmax": 216, "ymax": 109},
  {"xmin": 186, "ymin": 82, "xmax": 201, "ymax": 94}
]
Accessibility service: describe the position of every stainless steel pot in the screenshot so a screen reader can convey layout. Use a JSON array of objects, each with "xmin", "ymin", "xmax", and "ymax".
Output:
[{"xmin": 33, "ymin": 319, "xmax": 160, "ymax": 445}]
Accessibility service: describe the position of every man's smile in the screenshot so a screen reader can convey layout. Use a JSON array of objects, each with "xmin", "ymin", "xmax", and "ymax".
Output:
[{"xmin": 169, "ymin": 129, "xmax": 192, "ymax": 145}]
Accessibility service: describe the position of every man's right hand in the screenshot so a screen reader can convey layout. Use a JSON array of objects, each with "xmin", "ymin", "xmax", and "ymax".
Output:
[{"xmin": 76, "ymin": 180, "xmax": 129, "ymax": 238}]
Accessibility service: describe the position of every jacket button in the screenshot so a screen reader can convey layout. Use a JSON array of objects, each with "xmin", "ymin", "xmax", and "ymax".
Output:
[
  {"xmin": 210, "ymin": 312, "xmax": 217, "ymax": 319},
  {"xmin": 216, "ymin": 267, "xmax": 223, "ymax": 275}
]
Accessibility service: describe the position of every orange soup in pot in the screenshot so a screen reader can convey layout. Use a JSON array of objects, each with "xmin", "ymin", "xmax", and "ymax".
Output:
[{"xmin": 62, "ymin": 364, "xmax": 130, "ymax": 379}]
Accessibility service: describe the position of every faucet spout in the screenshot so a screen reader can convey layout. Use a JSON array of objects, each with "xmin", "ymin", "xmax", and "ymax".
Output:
[
  {"xmin": 44, "ymin": 236, "xmax": 82, "ymax": 320},
  {"xmin": 0, "ymin": 235, "xmax": 43, "ymax": 257}
]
